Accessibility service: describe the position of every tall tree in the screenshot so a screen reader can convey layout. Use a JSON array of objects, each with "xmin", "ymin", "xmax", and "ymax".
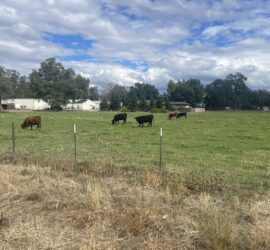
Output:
[
  {"xmin": 224, "ymin": 73, "xmax": 249, "ymax": 109},
  {"xmin": 129, "ymin": 91, "xmax": 138, "ymax": 112},
  {"xmin": 105, "ymin": 84, "xmax": 129, "ymax": 107},
  {"xmin": 204, "ymin": 79, "xmax": 228, "ymax": 109},
  {"xmin": 110, "ymin": 91, "xmax": 121, "ymax": 110},
  {"xmin": 100, "ymin": 97, "xmax": 109, "ymax": 111},
  {"xmin": 163, "ymin": 94, "xmax": 171, "ymax": 110},
  {"xmin": 89, "ymin": 86, "xmax": 99, "ymax": 100},
  {"xmin": 167, "ymin": 80, "xmax": 177, "ymax": 98},
  {"xmin": 167, "ymin": 79, "xmax": 204, "ymax": 106},
  {"xmin": 255, "ymin": 89, "xmax": 270, "ymax": 107},
  {"xmin": 134, "ymin": 82, "xmax": 159, "ymax": 100},
  {"xmin": 29, "ymin": 58, "xmax": 89, "ymax": 108},
  {"xmin": 205, "ymin": 73, "xmax": 250, "ymax": 110},
  {"xmin": 155, "ymin": 96, "xmax": 163, "ymax": 108},
  {"xmin": 15, "ymin": 76, "xmax": 34, "ymax": 98},
  {"xmin": 149, "ymin": 95, "xmax": 155, "ymax": 110},
  {"xmin": 0, "ymin": 66, "xmax": 18, "ymax": 108},
  {"xmin": 138, "ymin": 96, "xmax": 148, "ymax": 111}
]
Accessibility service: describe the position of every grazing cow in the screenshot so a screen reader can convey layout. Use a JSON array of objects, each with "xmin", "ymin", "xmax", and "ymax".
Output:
[
  {"xmin": 135, "ymin": 114, "xmax": 154, "ymax": 127},
  {"xmin": 112, "ymin": 113, "xmax": 127, "ymax": 124},
  {"xmin": 177, "ymin": 112, "xmax": 187, "ymax": 118},
  {"xmin": 168, "ymin": 111, "xmax": 178, "ymax": 120},
  {"xmin": 21, "ymin": 116, "xmax": 41, "ymax": 130}
]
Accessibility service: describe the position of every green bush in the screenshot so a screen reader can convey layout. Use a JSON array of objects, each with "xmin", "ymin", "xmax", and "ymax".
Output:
[{"xmin": 120, "ymin": 106, "xmax": 129, "ymax": 112}]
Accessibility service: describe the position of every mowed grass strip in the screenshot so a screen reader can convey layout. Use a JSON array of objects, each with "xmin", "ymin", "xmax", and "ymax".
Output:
[{"xmin": 0, "ymin": 111, "xmax": 269, "ymax": 190}]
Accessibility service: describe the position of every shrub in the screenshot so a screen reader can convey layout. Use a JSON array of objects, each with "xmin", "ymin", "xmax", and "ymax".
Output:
[{"xmin": 120, "ymin": 106, "xmax": 129, "ymax": 112}]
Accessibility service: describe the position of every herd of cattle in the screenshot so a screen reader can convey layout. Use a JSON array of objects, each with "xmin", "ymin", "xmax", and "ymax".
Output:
[
  {"xmin": 111, "ymin": 111, "xmax": 187, "ymax": 127},
  {"xmin": 20, "ymin": 111, "xmax": 187, "ymax": 130}
]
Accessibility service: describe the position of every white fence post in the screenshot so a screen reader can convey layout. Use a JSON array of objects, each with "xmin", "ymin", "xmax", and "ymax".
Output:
[{"xmin": 74, "ymin": 124, "xmax": 77, "ymax": 167}]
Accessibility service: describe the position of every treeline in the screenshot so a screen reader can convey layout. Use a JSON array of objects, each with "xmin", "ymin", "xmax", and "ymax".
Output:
[
  {"xmin": 99, "ymin": 73, "xmax": 270, "ymax": 111},
  {"xmin": 1, "ymin": 57, "xmax": 270, "ymax": 111}
]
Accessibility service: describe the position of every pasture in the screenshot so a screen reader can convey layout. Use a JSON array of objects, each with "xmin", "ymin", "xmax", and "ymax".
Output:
[{"xmin": 0, "ymin": 110, "xmax": 269, "ymax": 190}]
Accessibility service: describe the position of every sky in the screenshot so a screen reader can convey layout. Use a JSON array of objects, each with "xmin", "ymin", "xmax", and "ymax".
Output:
[{"xmin": 1, "ymin": 0, "xmax": 270, "ymax": 91}]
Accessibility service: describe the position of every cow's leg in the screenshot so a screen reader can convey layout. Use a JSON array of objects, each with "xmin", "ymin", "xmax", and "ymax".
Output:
[{"xmin": 31, "ymin": 125, "xmax": 33, "ymax": 130}]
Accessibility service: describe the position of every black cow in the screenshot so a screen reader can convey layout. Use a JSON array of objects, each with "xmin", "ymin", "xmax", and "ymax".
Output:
[
  {"xmin": 112, "ymin": 113, "xmax": 127, "ymax": 124},
  {"xmin": 135, "ymin": 115, "xmax": 154, "ymax": 127},
  {"xmin": 177, "ymin": 112, "xmax": 187, "ymax": 118}
]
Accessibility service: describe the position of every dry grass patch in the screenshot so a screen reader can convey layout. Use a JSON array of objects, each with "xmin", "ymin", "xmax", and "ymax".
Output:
[{"xmin": 0, "ymin": 163, "xmax": 269, "ymax": 249}]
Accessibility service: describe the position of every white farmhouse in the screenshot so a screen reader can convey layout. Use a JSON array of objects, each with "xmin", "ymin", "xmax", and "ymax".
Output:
[
  {"xmin": 65, "ymin": 99, "xmax": 100, "ymax": 111},
  {"xmin": 2, "ymin": 99, "xmax": 50, "ymax": 110}
]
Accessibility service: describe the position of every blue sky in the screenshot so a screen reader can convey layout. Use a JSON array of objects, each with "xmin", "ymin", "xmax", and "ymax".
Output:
[{"xmin": 0, "ymin": 0, "xmax": 270, "ymax": 90}]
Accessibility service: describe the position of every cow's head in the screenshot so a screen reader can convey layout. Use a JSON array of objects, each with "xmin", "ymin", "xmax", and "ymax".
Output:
[
  {"xmin": 112, "ymin": 119, "xmax": 115, "ymax": 124},
  {"xmin": 21, "ymin": 123, "xmax": 26, "ymax": 129}
]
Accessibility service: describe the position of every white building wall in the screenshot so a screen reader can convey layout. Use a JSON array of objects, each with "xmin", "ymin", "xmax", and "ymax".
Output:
[
  {"xmin": 65, "ymin": 100, "xmax": 100, "ymax": 111},
  {"xmin": 2, "ymin": 99, "xmax": 50, "ymax": 110},
  {"xmin": 191, "ymin": 107, "xmax": 206, "ymax": 112}
]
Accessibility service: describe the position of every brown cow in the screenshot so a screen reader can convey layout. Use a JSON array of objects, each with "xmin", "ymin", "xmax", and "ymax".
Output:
[
  {"xmin": 21, "ymin": 116, "xmax": 41, "ymax": 130},
  {"xmin": 168, "ymin": 111, "xmax": 178, "ymax": 120}
]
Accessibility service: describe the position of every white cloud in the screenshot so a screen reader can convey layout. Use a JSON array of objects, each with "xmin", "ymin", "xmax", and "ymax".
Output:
[{"xmin": 0, "ymin": 0, "xmax": 269, "ymax": 90}]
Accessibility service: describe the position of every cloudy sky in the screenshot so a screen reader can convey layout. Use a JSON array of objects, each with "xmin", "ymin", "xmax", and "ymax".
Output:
[{"xmin": 1, "ymin": 0, "xmax": 270, "ymax": 90}]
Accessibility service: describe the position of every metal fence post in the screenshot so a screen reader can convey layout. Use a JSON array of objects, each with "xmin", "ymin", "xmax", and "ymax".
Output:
[
  {"xmin": 12, "ymin": 122, "xmax": 15, "ymax": 157},
  {"xmin": 160, "ymin": 128, "xmax": 163, "ymax": 173},
  {"xmin": 74, "ymin": 124, "xmax": 77, "ymax": 167}
]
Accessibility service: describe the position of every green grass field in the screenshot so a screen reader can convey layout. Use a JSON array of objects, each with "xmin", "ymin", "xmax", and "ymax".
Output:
[{"xmin": 0, "ymin": 111, "xmax": 269, "ymax": 190}]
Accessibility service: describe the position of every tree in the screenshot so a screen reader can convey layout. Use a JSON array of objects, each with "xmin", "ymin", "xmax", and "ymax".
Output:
[
  {"xmin": 167, "ymin": 80, "xmax": 176, "ymax": 98},
  {"xmin": 29, "ymin": 58, "xmax": 89, "ymax": 107},
  {"xmin": 204, "ymin": 73, "xmax": 250, "ymax": 110},
  {"xmin": 155, "ymin": 96, "xmax": 163, "ymax": 108},
  {"xmin": 110, "ymin": 91, "xmax": 121, "ymax": 110},
  {"xmin": 167, "ymin": 79, "xmax": 204, "ymax": 106},
  {"xmin": 255, "ymin": 89, "xmax": 270, "ymax": 108},
  {"xmin": 0, "ymin": 66, "xmax": 18, "ymax": 109},
  {"xmin": 129, "ymin": 91, "xmax": 138, "ymax": 111},
  {"xmin": 224, "ymin": 73, "xmax": 249, "ymax": 109},
  {"xmin": 105, "ymin": 84, "xmax": 129, "ymax": 107},
  {"xmin": 138, "ymin": 96, "xmax": 148, "ymax": 111},
  {"xmin": 163, "ymin": 95, "xmax": 171, "ymax": 110},
  {"xmin": 149, "ymin": 95, "xmax": 155, "ymax": 110},
  {"xmin": 89, "ymin": 86, "xmax": 99, "ymax": 100},
  {"xmin": 134, "ymin": 82, "xmax": 159, "ymax": 99},
  {"xmin": 100, "ymin": 97, "xmax": 109, "ymax": 111},
  {"xmin": 204, "ymin": 79, "xmax": 228, "ymax": 109},
  {"xmin": 15, "ymin": 76, "xmax": 34, "ymax": 98}
]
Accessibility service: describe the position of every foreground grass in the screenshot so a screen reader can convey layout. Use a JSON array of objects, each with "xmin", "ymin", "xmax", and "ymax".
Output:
[
  {"xmin": 0, "ymin": 111, "xmax": 270, "ymax": 190},
  {"xmin": 0, "ymin": 162, "xmax": 269, "ymax": 249}
]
